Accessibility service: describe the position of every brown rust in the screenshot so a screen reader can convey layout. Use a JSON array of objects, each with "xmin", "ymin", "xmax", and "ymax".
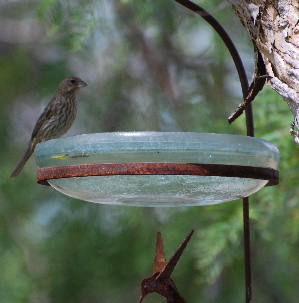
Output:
[
  {"xmin": 37, "ymin": 162, "xmax": 279, "ymax": 186},
  {"xmin": 138, "ymin": 230, "xmax": 194, "ymax": 303}
]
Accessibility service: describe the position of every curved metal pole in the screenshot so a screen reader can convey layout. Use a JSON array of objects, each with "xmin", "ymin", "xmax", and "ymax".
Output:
[
  {"xmin": 174, "ymin": 1, "xmax": 253, "ymax": 302},
  {"xmin": 174, "ymin": 0, "xmax": 254, "ymax": 136}
]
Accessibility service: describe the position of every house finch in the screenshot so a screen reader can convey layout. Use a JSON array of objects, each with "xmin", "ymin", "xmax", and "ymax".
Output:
[{"xmin": 11, "ymin": 76, "xmax": 87, "ymax": 177}]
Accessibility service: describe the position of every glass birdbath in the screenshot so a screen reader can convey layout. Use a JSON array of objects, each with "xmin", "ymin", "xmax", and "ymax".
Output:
[{"xmin": 35, "ymin": 132, "xmax": 279, "ymax": 207}]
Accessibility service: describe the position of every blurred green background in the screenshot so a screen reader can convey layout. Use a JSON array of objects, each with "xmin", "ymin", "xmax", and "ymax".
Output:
[{"xmin": 1, "ymin": 0, "xmax": 299, "ymax": 302}]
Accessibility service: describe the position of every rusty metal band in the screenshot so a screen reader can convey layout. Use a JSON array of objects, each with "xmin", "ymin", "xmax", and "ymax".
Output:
[{"xmin": 37, "ymin": 162, "xmax": 279, "ymax": 186}]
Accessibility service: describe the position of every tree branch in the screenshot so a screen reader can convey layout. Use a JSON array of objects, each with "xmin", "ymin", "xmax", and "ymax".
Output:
[{"xmin": 228, "ymin": 0, "xmax": 299, "ymax": 144}]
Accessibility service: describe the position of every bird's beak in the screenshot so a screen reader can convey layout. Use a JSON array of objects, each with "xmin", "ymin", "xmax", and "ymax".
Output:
[{"xmin": 78, "ymin": 80, "xmax": 88, "ymax": 88}]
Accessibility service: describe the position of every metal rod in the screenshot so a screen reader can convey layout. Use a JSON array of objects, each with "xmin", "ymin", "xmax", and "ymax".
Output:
[
  {"xmin": 243, "ymin": 197, "xmax": 252, "ymax": 303},
  {"xmin": 174, "ymin": 0, "xmax": 249, "ymax": 99},
  {"xmin": 173, "ymin": 1, "xmax": 253, "ymax": 302},
  {"xmin": 36, "ymin": 162, "xmax": 279, "ymax": 187}
]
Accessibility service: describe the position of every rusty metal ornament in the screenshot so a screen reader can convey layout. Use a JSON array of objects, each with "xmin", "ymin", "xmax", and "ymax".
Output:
[{"xmin": 138, "ymin": 230, "xmax": 194, "ymax": 303}]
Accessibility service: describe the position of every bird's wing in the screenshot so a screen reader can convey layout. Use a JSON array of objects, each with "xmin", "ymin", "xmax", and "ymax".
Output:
[{"xmin": 31, "ymin": 99, "xmax": 56, "ymax": 139}]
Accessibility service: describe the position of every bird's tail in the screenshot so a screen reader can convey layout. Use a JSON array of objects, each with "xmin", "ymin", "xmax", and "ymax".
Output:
[{"xmin": 10, "ymin": 141, "xmax": 36, "ymax": 177}]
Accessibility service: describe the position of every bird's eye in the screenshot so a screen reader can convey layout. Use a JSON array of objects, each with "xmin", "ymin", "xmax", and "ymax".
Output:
[{"xmin": 70, "ymin": 79, "xmax": 76, "ymax": 84}]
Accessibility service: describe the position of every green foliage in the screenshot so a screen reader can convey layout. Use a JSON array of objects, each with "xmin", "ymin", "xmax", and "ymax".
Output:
[
  {"xmin": 0, "ymin": 247, "xmax": 32, "ymax": 303},
  {"xmin": 194, "ymin": 205, "xmax": 243, "ymax": 284},
  {"xmin": 37, "ymin": 0, "xmax": 98, "ymax": 51}
]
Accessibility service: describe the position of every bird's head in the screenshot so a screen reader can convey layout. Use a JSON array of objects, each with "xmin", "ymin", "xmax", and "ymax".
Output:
[{"xmin": 59, "ymin": 77, "xmax": 88, "ymax": 93}]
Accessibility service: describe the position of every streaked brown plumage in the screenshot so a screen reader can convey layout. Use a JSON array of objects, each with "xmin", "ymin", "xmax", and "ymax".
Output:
[{"xmin": 11, "ymin": 77, "xmax": 87, "ymax": 177}]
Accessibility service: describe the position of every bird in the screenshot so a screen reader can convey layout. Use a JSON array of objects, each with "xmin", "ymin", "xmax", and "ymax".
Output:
[{"xmin": 11, "ymin": 76, "xmax": 87, "ymax": 177}]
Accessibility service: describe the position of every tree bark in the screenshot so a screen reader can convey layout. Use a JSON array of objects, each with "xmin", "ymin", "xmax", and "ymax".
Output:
[{"xmin": 229, "ymin": 0, "xmax": 299, "ymax": 144}]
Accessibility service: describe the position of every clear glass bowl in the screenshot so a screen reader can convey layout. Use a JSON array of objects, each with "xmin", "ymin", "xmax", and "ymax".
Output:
[{"xmin": 34, "ymin": 132, "xmax": 280, "ymax": 207}]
